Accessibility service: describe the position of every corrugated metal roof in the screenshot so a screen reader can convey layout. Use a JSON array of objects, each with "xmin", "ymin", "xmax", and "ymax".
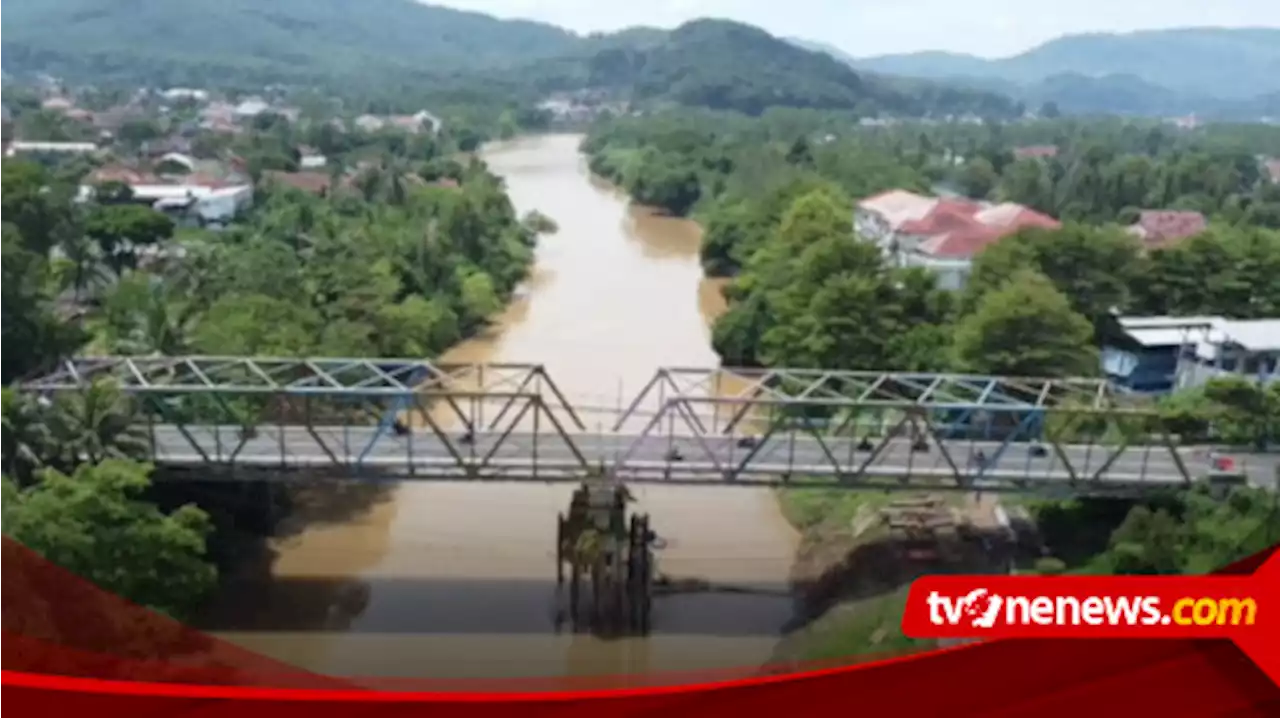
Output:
[
  {"xmin": 1125, "ymin": 327, "xmax": 1206, "ymax": 348},
  {"xmin": 1217, "ymin": 320, "xmax": 1280, "ymax": 352},
  {"xmin": 1117, "ymin": 317, "xmax": 1280, "ymax": 352},
  {"xmin": 1118, "ymin": 316, "xmax": 1220, "ymax": 330}
]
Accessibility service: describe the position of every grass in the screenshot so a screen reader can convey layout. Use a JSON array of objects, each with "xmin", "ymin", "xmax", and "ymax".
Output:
[
  {"xmin": 773, "ymin": 483, "xmax": 965, "ymax": 663},
  {"xmin": 775, "ymin": 484, "xmax": 894, "ymax": 533},
  {"xmin": 787, "ymin": 587, "xmax": 934, "ymax": 662}
]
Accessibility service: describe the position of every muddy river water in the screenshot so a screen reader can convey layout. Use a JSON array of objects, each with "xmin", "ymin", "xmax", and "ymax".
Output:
[{"xmin": 210, "ymin": 134, "xmax": 801, "ymax": 683}]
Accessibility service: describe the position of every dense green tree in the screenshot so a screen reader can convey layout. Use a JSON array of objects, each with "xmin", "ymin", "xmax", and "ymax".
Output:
[
  {"xmin": 1130, "ymin": 227, "xmax": 1280, "ymax": 318},
  {"xmin": 2, "ymin": 389, "xmax": 56, "ymax": 486},
  {"xmin": 44, "ymin": 380, "xmax": 150, "ymax": 468},
  {"xmin": 630, "ymin": 158, "xmax": 702, "ymax": 216},
  {"xmin": 2, "ymin": 159, "xmax": 79, "ymax": 256},
  {"xmin": 963, "ymin": 224, "xmax": 1142, "ymax": 330},
  {"xmin": 94, "ymin": 274, "xmax": 198, "ymax": 355},
  {"xmin": 84, "ymin": 205, "xmax": 176, "ymax": 274},
  {"xmin": 2, "ymin": 459, "xmax": 217, "ymax": 618},
  {"xmin": 957, "ymin": 157, "xmax": 999, "ymax": 199},
  {"xmin": 2, "ymin": 238, "xmax": 87, "ymax": 383},
  {"xmin": 953, "ymin": 269, "xmax": 1097, "ymax": 377}
]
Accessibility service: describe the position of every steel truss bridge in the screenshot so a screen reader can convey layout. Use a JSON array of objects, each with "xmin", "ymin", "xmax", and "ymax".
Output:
[{"xmin": 19, "ymin": 357, "xmax": 1277, "ymax": 495}]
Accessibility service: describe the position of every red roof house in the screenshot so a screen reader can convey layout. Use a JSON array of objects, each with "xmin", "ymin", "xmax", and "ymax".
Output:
[
  {"xmin": 1014, "ymin": 145, "xmax": 1059, "ymax": 160},
  {"xmin": 1127, "ymin": 210, "xmax": 1208, "ymax": 249}
]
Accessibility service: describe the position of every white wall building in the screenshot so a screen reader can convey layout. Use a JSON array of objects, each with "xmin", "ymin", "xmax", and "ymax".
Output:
[
  {"xmin": 1104, "ymin": 316, "xmax": 1280, "ymax": 393},
  {"xmin": 854, "ymin": 190, "xmax": 1061, "ymax": 290},
  {"xmin": 6, "ymin": 141, "xmax": 99, "ymax": 157}
]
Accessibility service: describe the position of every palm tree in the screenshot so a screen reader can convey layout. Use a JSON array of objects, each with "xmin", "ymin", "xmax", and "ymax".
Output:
[
  {"xmin": 48, "ymin": 379, "xmax": 149, "ymax": 465},
  {"xmin": 97, "ymin": 276, "xmax": 200, "ymax": 356},
  {"xmin": 2, "ymin": 389, "xmax": 56, "ymax": 485},
  {"xmin": 56, "ymin": 234, "xmax": 111, "ymax": 303}
]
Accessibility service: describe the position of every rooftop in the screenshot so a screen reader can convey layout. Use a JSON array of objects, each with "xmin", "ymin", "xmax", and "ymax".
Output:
[
  {"xmin": 858, "ymin": 189, "xmax": 938, "ymax": 230},
  {"xmin": 262, "ymin": 170, "xmax": 332, "ymax": 195},
  {"xmin": 1116, "ymin": 316, "xmax": 1280, "ymax": 353},
  {"xmin": 1013, "ymin": 145, "xmax": 1059, "ymax": 159},
  {"xmin": 1127, "ymin": 210, "xmax": 1208, "ymax": 249},
  {"xmin": 862, "ymin": 190, "xmax": 1060, "ymax": 259}
]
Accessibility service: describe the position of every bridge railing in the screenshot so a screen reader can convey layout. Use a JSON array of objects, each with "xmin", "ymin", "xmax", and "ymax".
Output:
[{"xmin": 16, "ymin": 358, "xmax": 1269, "ymax": 493}]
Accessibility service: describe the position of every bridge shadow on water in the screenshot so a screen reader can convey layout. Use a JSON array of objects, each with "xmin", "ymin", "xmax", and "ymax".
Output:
[
  {"xmin": 156, "ymin": 474, "xmax": 1045, "ymax": 647},
  {"xmin": 160, "ymin": 475, "xmax": 799, "ymax": 641},
  {"xmin": 150, "ymin": 474, "xmax": 396, "ymax": 633}
]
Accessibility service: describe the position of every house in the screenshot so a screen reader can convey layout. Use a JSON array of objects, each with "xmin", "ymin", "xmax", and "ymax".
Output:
[
  {"xmin": 91, "ymin": 106, "xmax": 140, "ymax": 134},
  {"xmin": 1126, "ymin": 210, "xmax": 1208, "ymax": 250},
  {"xmin": 133, "ymin": 183, "xmax": 253, "ymax": 228},
  {"xmin": 354, "ymin": 114, "xmax": 386, "ymax": 132},
  {"xmin": 201, "ymin": 102, "xmax": 237, "ymax": 123},
  {"xmin": 5, "ymin": 141, "xmax": 99, "ymax": 157},
  {"xmin": 1264, "ymin": 158, "xmax": 1280, "ymax": 184},
  {"xmin": 413, "ymin": 110, "xmax": 443, "ymax": 134},
  {"xmin": 77, "ymin": 177, "xmax": 254, "ymax": 228},
  {"xmin": 154, "ymin": 152, "xmax": 197, "ymax": 174},
  {"xmin": 855, "ymin": 190, "xmax": 1060, "ymax": 290},
  {"xmin": 262, "ymin": 170, "xmax": 333, "ymax": 195},
  {"xmin": 161, "ymin": 88, "xmax": 209, "ymax": 103},
  {"xmin": 298, "ymin": 147, "xmax": 328, "ymax": 169},
  {"xmin": 88, "ymin": 165, "xmax": 162, "ymax": 185},
  {"xmin": 233, "ymin": 97, "xmax": 271, "ymax": 119},
  {"xmin": 143, "ymin": 135, "xmax": 195, "ymax": 157},
  {"xmin": 1013, "ymin": 145, "xmax": 1059, "ymax": 160},
  {"xmin": 1103, "ymin": 316, "xmax": 1280, "ymax": 393},
  {"xmin": 40, "ymin": 97, "xmax": 74, "ymax": 112}
]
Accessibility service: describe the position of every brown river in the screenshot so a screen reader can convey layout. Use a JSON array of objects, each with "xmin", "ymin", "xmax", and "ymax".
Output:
[{"xmin": 208, "ymin": 134, "xmax": 801, "ymax": 684}]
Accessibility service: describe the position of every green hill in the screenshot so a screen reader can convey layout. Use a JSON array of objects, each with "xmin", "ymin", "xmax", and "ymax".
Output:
[
  {"xmin": 3, "ymin": 5, "xmax": 1017, "ymax": 118},
  {"xmin": 514, "ymin": 20, "xmax": 1020, "ymax": 118},
  {"xmin": 850, "ymin": 27, "xmax": 1280, "ymax": 101},
  {"xmin": 2, "ymin": 0, "xmax": 581, "ymax": 86}
]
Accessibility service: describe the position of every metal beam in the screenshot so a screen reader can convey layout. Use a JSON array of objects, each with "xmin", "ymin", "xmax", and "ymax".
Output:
[{"xmin": 16, "ymin": 356, "xmax": 1252, "ymax": 493}]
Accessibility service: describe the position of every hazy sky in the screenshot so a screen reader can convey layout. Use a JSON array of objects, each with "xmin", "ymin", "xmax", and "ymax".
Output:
[{"xmin": 429, "ymin": 0, "xmax": 1280, "ymax": 58}]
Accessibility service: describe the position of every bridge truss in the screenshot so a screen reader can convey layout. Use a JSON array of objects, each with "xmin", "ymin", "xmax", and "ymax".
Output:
[
  {"xmin": 610, "ymin": 367, "xmax": 1204, "ymax": 493},
  {"xmin": 19, "ymin": 358, "xmax": 1245, "ymax": 493},
  {"xmin": 22, "ymin": 356, "xmax": 595, "ymax": 480}
]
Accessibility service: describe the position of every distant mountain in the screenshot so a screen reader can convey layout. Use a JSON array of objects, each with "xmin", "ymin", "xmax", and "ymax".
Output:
[
  {"xmin": 785, "ymin": 38, "xmax": 861, "ymax": 66},
  {"xmin": 853, "ymin": 28, "xmax": 1280, "ymax": 99},
  {"xmin": 2, "ymin": 4, "xmax": 1017, "ymax": 118},
  {"xmin": 2, "ymin": 0, "xmax": 583, "ymax": 86},
  {"xmin": 794, "ymin": 27, "xmax": 1280, "ymax": 118},
  {"xmin": 848, "ymin": 51, "xmax": 1001, "ymax": 83},
  {"xmin": 541, "ymin": 20, "xmax": 1020, "ymax": 118}
]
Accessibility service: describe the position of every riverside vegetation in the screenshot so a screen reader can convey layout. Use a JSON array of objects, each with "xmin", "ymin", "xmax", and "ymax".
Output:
[
  {"xmin": 582, "ymin": 108, "xmax": 1280, "ymax": 660},
  {"xmin": 2, "ymin": 120, "xmax": 537, "ymax": 622}
]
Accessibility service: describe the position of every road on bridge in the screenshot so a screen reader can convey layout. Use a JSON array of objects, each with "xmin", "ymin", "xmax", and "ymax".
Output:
[{"xmin": 145, "ymin": 425, "xmax": 1279, "ymax": 492}]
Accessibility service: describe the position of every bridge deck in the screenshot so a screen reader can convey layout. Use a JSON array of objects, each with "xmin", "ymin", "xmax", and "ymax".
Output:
[
  {"xmin": 22, "ymin": 359, "xmax": 1278, "ymax": 495},
  {"xmin": 143, "ymin": 425, "xmax": 1276, "ymax": 493}
]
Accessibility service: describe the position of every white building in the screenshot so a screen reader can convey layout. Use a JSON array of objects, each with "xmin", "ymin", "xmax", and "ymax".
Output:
[
  {"xmin": 854, "ymin": 190, "xmax": 1061, "ymax": 290},
  {"xmin": 1104, "ymin": 316, "xmax": 1280, "ymax": 393},
  {"xmin": 161, "ymin": 88, "xmax": 209, "ymax": 102},
  {"xmin": 6, "ymin": 141, "xmax": 99, "ymax": 157},
  {"xmin": 354, "ymin": 114, "xmax": 386, "ymax": 132},
  {"xmin": 77, "ymin": 182, "xmax": 254, "ymax": 227},
  {"xmin": 413, "ymin": 110, "xmax": 443, "ymax": 134},
  {"xmin": 233, "ymin": 97, "xmax": 271, "ymax": 118}
]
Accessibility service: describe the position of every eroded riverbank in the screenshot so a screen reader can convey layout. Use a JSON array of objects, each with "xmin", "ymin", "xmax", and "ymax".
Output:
[{"xmin": 202, "ymin": 134, "xmax": 803, "ymax": 681}]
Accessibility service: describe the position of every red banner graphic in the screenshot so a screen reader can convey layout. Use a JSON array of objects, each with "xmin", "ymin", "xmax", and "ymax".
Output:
[
  {"xmin": 902, "ymin": 550, "xmax": 1280, "ymax": 683},
  {"xmin": 3, "ymin": 537, "xmax": 1278, "ymax": 716}
]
